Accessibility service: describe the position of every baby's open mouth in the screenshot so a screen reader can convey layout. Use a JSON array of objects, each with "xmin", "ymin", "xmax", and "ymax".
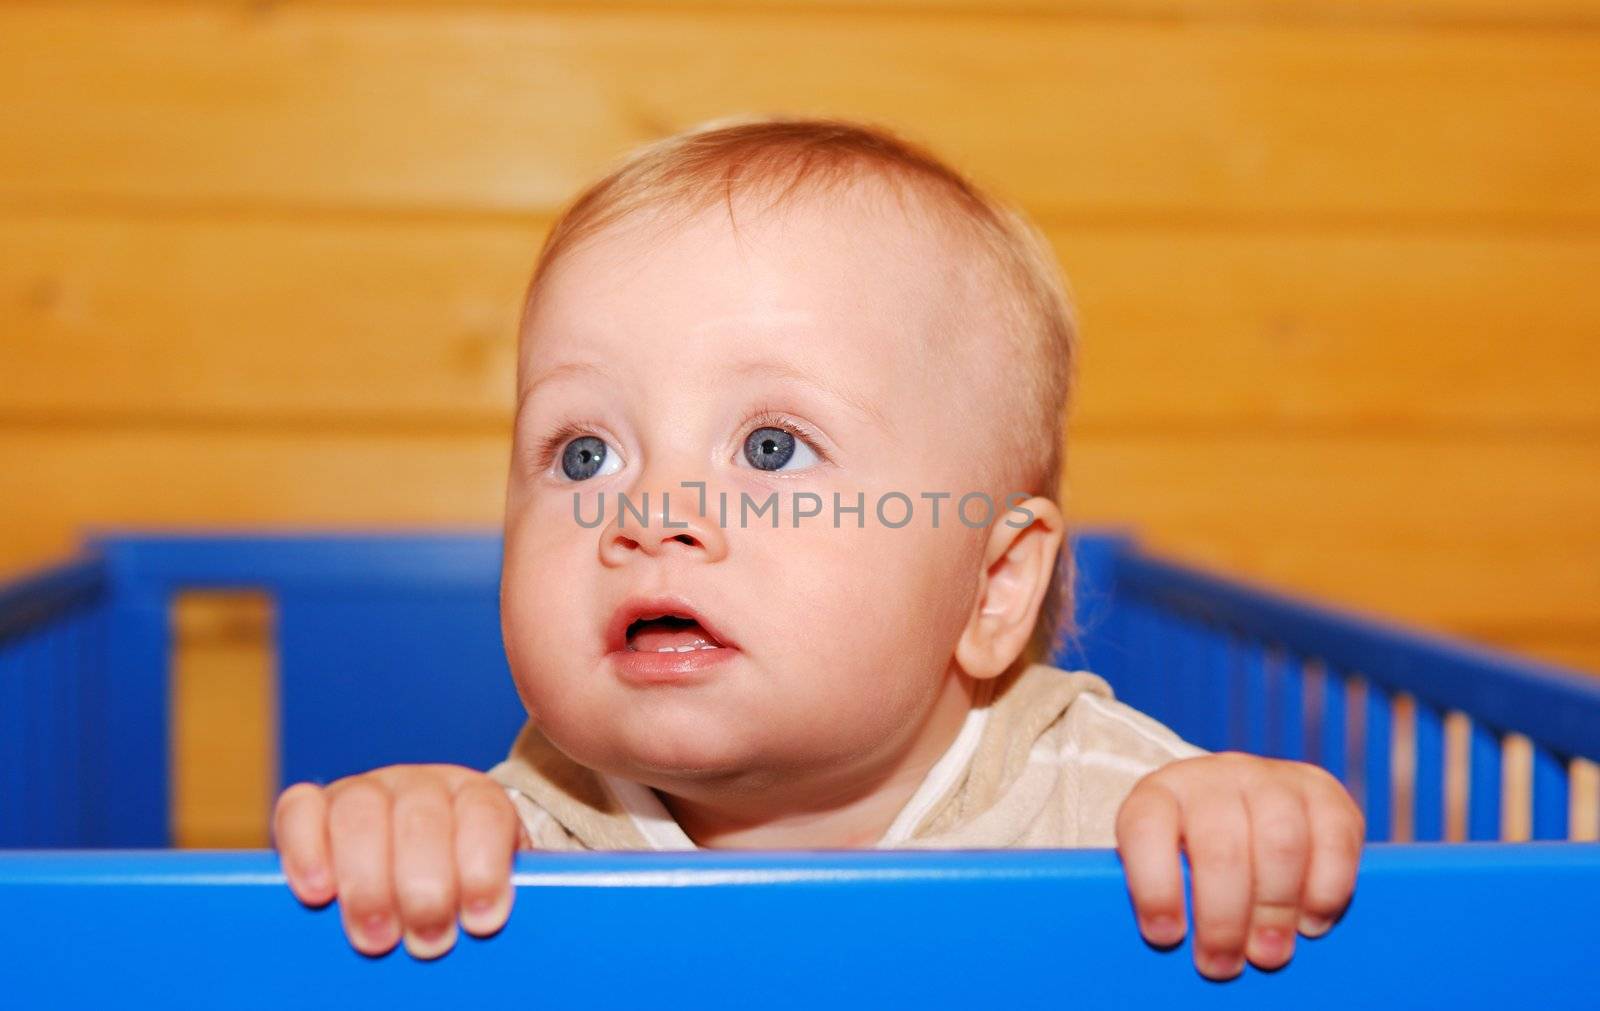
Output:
[{"xmin": 625, "ymin": 614, "xmax": 725, "ymax": 653}]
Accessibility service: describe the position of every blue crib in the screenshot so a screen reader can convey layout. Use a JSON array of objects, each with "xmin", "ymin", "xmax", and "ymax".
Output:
[{"xmin": 2, "ymin": 529, "xmax": 1597, "ymax": 1007}]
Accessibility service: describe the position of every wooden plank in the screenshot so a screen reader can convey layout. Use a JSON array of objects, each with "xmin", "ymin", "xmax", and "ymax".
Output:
[
  {"xmin": 6, "ymin": 213, "xmax": 1598, "ymax": 428},
  {"xmin": 1064, "ymin": 431, "xmax": 1600, "ymax": 633},
  {"xmin": 245, "ymin": 1, "xmax": 1600, "ymax": 30},
  {"xmin": 1062, "ymin": 227, "xmax": 1600, "ymax": 430},
  {"xmin": 2, "ymin": 5, "xmax": 1596, "ymax": 219},
  {"xmin": 2, "ymin": 428, "xmax": 1597, "ymax": 634},
  {"xmin": 0, "ymin": 214, "xmax": 531, "ymax": 424}
]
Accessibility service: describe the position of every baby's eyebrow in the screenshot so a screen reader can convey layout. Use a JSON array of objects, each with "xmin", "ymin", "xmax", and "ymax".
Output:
[
  {"xmin": 517, "ymin": 360, "xmax": 615, "ymax": 416},
  {"xmin": 731, "ymin": 359, "xmax": 892, "ymax": 433},
  {"xmin": 517, "ymin": 356, "xmax": 892, "ymax": 433}
]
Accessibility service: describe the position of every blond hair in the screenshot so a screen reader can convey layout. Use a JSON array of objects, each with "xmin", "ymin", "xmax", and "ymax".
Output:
[{"xmin": 519, "ymin": 114, "xmax": 1080, "ymax": 669}]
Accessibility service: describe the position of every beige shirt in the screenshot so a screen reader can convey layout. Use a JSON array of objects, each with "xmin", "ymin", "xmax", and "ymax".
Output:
[{"xmin": 487, "ymin": 661, "xmax": 1207, "ymax": 850}]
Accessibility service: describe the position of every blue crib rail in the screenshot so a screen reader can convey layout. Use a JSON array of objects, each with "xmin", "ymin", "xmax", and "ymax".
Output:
[{"xmin": 2, "ymin": 846, "xmax": 1597, "ymax": 1008}]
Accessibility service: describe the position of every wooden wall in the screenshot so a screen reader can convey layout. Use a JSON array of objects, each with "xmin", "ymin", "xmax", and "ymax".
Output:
[{"xmin": 3, "ymin": 0, "xmax": 1597, "ymax": 708}]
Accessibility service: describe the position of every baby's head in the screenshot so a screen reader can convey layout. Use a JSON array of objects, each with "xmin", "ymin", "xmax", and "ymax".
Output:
[{"xmin": 500, "ymin": 116, "xmax": 1078, "ymax": 799}]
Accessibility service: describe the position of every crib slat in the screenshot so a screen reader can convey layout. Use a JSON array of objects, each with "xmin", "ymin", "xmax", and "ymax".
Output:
[
  {"xmin": 73, "ymin": 606, "xmax": 103, "ymax": 846},
  {"xmin": 1124, "ymin": 599, "xmax": 1165, "ymax": 731},
  {"xmin": 1468, "ymin": 720, "xmax": 1503, "ymax": 841},
  {"xmin": 1239, "ymin": 636, "xmax": 1268, "ymax": 756},
  {"xmin": 38, "ymin": 624, "xmax": 63, "ymax": 847},
  {"xmin": 1086, "ymin": 591, "xmax": 1133, "ymax": 706},
  {"xmin": 1320, "ymin": 665, "xmax": 1348, "ymax": 784},
  {"xmin": 0, "ymin": 639, "xmax": 21, "ymax": 845},
  {"xmin": 53, "ymin": 618, "xmax": 83, "ymax": 847},
  {"xmin": 41, "ymin": 618, "xmax": 65, "ymax": 847},
  {"xmin": 1177, "ymin": 620, "xmax": 1208, "ymax": 750},
  {"xmin": 1124, "ymin": 598, "xmax": 1155, "ymax": 720},
  {"xmin": 1159, "ymin": 608, "xmax": 1186, "ymax": 733},
  {"xmin": 1364, "ymin": 685, "xmax": 1393, "ymax": 842},
  {"xmin": 74, "ymin": 605, "xmax": 109, "ymax": 848},
  {"xmin": 1224, "ymin": 633, "xmax": 1243, "ymax": 750},
  {"xmin": 20, "ymin": 631, "xmax": 46, "ymax": 847},
  {"xmin": 1201, "ymin": 622, "xmax": 1233, "ymax": 753},
  {"xmin": 98, "ymin": 584, "xmax": 173, "ymax": 846},
  {"xmin": 1414, "ymin": 703, "xmax": 1445, "ymax": 842},
  {"xmin": 1531, "ymin": 746, "xmax": 1570, "ymax": 840},
  {"xmin": 1279, "ymin": 650, "xmax": 1306, "ymax": 762},
  {"xmin": 1145, "ymin": 602, "xmax": 1177, "ymax": 729},
  {"xmin": 51, "ymin": 611, "xmax": 88, "ymax": 847},
  {"xmin": 1165, "ymin": 614, "xmax": 1207, "ymax": 749},
  {"xmin": 1263, "ymin": 645, "xmax": 1283, "ymax": 756},
  {"xmin": 1153, "ymin": 616, "xmax": 1230, "ymax": 755}
]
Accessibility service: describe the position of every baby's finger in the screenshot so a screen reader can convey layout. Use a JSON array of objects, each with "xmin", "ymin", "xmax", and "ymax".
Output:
[
  {"xmin": 391, "ymin": 774, "xmax": 461, "ymax": 960},
  {"xmin": 326, "ymin": 779, "xmax": 401, "ymax": 956},
  {"xmin": 1243, "ymin": 781, "xmax": 1309, "ymax": 970},
  {"xmin": 272, "ymin": 782, "xmax": 334, "ymax": 907},
  {"xmin": 1114, "ymin": 782, "xmax": 1186, "ymax": 947},
  {"xmin": 454, "ymin": 778, "xmax": 520, "ymax": 938},
  {"xmin": 1300, "ymin": 776, "xmax": 1363, "ymax": 937},
  {"xmin": 1183, "ymin": 787, "xmax": 1252, "ymax": 980}
]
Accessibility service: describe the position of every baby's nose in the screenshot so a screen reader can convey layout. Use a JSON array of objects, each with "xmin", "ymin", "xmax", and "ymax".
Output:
[{"xmin": 598, "ymin": 487, "xmax": 728, "ymax": 566}]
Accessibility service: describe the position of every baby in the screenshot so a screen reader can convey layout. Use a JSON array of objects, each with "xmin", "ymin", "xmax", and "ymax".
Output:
[{"xmin": 273, "ymin": 115, "xmax": 1363, "ymax": 979}]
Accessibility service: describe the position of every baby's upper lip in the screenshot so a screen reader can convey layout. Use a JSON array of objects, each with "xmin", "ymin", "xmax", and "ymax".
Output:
[{"xmin": 604, "ymin": 594, "xmax": 738, "ymax": 653}]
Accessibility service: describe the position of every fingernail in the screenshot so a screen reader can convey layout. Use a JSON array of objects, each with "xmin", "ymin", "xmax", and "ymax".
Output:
[
  {"xmin": 1199, "ymin": 952, "xmax": 1244, "ymax": 980},
  {"xmin": 461, "ymin": 893, "xmax": 510, "ymax": 936},
  {"xmin": 1141, "ymin": 914, "xmax": 1183, "ymax": 946},
  {"xmin": 1298, "ymin": 913, "xmax": 1333, "ymax": 938},
  {"xmin": 361, "ymin": 912, "xmax": 397, "ymax": 947},
  {"xmin": 303, "ymin": 865, "xmax": 329, "ymax": 892},
  {"xmin": 403, "ymin": 921, "xmax": 458, "ymax": 960},
  {"xmin": 1251, "ymin": 926, "xmax": 1292, "ymax": 962}
]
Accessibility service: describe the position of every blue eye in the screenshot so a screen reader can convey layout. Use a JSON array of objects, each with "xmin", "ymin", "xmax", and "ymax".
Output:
[
  {"xmin": 742, "ymin": 426, "xmax": 819, "ymax": 472},
  {"xmin": 560, "ymin": 435, "xmax": 621, "ymax": 480}
]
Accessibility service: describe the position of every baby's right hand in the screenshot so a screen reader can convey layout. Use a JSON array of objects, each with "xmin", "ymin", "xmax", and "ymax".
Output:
[{"xmin": 272, "ymin": 764, "xmax": 530, "ymax": 959}]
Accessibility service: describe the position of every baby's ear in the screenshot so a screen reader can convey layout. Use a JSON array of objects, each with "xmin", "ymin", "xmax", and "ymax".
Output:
[{"xmin": 955, "ymin": 495, "xmax": 1065, "ymax": 680}]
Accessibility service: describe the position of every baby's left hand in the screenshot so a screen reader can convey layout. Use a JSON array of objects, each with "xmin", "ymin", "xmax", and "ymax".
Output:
[{"xmin": 1114, "ymin": 752, "xmax": 1364, "ymax": 980}]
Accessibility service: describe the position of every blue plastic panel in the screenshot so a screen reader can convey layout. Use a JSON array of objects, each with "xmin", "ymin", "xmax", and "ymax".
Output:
[
  {"xmin": 276, "ymin": 588, "xmax": 523, "ymax": 783},
  {"xmin": 0, "ymin": 846, "xmax": 1595, "ymax": 1009}
]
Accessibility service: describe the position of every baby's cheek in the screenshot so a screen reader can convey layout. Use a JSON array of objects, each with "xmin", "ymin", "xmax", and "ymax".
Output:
[
  {"xmin": 501, "ymin": 548, "xmax": 593, "ymax": 697},
  {"xmin": 778, "ymin": 521, "xmax": 966, "ymax": 678}
]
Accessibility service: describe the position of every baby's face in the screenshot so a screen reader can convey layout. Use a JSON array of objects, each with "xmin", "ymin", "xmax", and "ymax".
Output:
[{"xmin": 502, "ymin": 188, "xmax": 1010, "ymax": 791}]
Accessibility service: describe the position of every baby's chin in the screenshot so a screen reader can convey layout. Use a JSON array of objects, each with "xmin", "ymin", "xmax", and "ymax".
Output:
[{"xmin": 543, "ymin": 703, "xmax": 773, "ymax": 782}]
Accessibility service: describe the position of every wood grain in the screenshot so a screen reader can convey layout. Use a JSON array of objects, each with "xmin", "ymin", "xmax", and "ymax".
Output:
[
  {"xmin": 231, "ymin": 0, "xmax": 1600, "ymax": 27},
  {"xmin": 6, "ymin": 214, "xmax": 1598, "ymax": 429},
  {"xmin": 3, "ymin": 4, "xmax": 1596, "ymax": 220}
]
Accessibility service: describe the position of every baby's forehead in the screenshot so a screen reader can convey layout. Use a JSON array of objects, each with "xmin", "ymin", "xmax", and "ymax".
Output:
[{"xmin": 526, "ymin": 185, "xmax": 1003, "ymax": 376}]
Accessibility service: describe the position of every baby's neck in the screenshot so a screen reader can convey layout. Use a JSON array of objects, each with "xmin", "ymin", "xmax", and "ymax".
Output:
[{"xmin": 655, "ymin": 669, "xmax": 979, "ymax": 849}]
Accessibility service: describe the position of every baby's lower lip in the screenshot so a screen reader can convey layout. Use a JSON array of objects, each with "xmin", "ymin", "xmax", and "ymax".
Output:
[{"xmin": 608, "ymin": 644, "xmax": 735, "ymax": 685}]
